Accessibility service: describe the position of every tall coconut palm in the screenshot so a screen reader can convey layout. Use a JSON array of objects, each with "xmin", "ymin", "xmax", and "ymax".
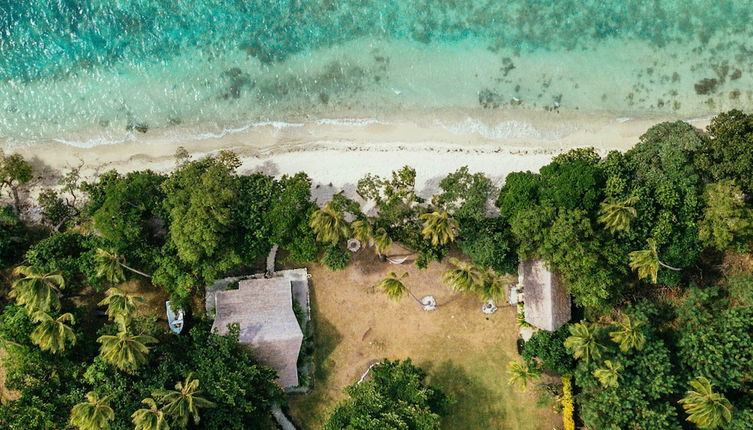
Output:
[
  {"xmin": 310, "ymin": 201, "xmax": 350, "ymax": 245},
  {"xmin": 419, "ymin": 211, "xmax": 459, "ymax": 246},
  {"xmin": 132, "ymin": 398, "xmax": 170, "ymax": 430},
  {"xmin": 443, "ymin": 258, "xmax": 482, "ymax": 294},
  {"xmin": 9, "ymin": 265, "xmax": 65, "ymax": 312},
  {"xmin": 69, "ymin": 391, "xmax": 115, "ymax": 430},
  {"xmin": 372, "ymin": 227, "xmax": 392, "ymax": 260},
  {"xmin": 351, "ymin": 219, "xmax": 372, "ymax": 244},
  {"xmin": 678, "ymin": 377, "xmax": 733, "ymax": 429},
  {"xmin": 629, "ymin": 238, "xmax": 681, "ymax": 283},
  {"xmin": 153, "ymin": 373, "xmax": 215, "ymax": 428},
  {"xmin": 593, "ymin": 360, "xmax": 622, "ymax": 388},
  {"xmin": 598, "ymin": 196, "xmax": 639, "ymax": 234},
  {"xmin": 564, "ymin": 321, "xmax": 603, "ymax": 363},
  {"xmin": 30, "ymin": 311, "xmax": 76, "ymax": 354},
  {"xmin": 97, "ymin": 330, "xmax": 157, "ymax": 372},
  {"xmin": 506, "ymin": 359, "xmax": 540, "ymax": 392},
  {"xmin": 478, "ymin": 269, "xmax": 517, "ymax": 303},
  {"xmin": 609, "ymin": 314, "xmax": 647, "ymax": 352},
  {"xmin": 95, "ymin": 248, "xmax": 151, "ymax": 281},
  {"xmin": 98, "ymin": 287, "xmax": 145, "ymax": 328},
  {"xmin": 378, "ymin": 272, "xmax": 423, "ymax": 306}
]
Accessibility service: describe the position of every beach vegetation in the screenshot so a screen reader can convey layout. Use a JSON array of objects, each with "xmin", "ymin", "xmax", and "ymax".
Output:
[{"xmin": 0, "ymin": 152, "xmax": 33, "ymax": 214}]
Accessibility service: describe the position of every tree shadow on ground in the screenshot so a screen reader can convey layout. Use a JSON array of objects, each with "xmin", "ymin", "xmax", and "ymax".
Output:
[
  {"xmin": 428, "ymin": 360, "xmax": 507, "ymax": 430},
  {"xmin": 288, "ymin": 283, "xmax": 344, "ymax": 428}
]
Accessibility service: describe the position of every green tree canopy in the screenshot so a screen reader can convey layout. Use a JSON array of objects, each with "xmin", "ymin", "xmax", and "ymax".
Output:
[
  {"xmin": 323, "ymin": 359, "xmax": 449, "ymax": 430},
  {"xmin": 69, "ymin": 391, "xmax": 115, "ymax": 430},
  {"xmin": 10, "ymin": 265, "xmax": 65, "ymax": 313},
  {"xmin": 695, "ymin": 109, "xmax": 753, "ymax": 193},
  {"xmin": 0, "ymin": 152, "xmax": 33, "ymax": 214},
  {"xmin": 678, "ymin": 377, "xmax": 733, "ymax": 430},
  {"xmin": 538, "ymin": 148, "xmax": 604, "ymax": 212},
  {"xmin": 698, "ymin": 180, "xmax": 753, "ymax": 252},
  {"xmin": 97, "ymin": 329, "xmax": 157, "ymax": 372},
  {"xmin": 153, "ymin": 373, "xmax": 215, "ymax": 428},
  {"xmin": 574, "ymin": 325, "xmax": 680, "ymax": 430},
  {"xmin": 86, "ymin": 170, "xmax": 167, "ymax": 264},
  {"xmin": 419, "ymin": 210, "xmax": 459, "ymax": 246},
  {"xmin": 29, "ymin": 311, "xmax": 76, "ymax": 354},
  {"xmin": 158, "ymin": 151, "xmax": 243, "ymax": 292},
  {"xmin": 131, "ymin": 398, "xmax": 170, "ymax": 430}
]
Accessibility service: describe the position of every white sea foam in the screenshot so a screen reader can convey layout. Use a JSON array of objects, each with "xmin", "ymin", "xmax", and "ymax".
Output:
[
  {"xmin": 314, "ymin": 118, "xmax": 390, "ymax": 127},
  {"xmin": 51, "ymin": 134, "xmax": 137, "ymax": 148},
  {"xmin": 435, "ymin": 118, "xmax": 568, "ymax": 141}
]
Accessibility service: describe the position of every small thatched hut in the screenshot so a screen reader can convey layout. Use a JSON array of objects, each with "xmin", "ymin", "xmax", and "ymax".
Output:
[
  {"xmin": 211, "ymin": 278, "xmax": 303, "ymax": 388},
  {"xmin": 519, "ymin": 259, "xmax": 571, "ymax": 331}
]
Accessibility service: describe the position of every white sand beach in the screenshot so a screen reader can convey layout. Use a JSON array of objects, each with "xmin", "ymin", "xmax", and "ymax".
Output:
[{"xmin": 4, "ymin": 109, "xmax": 710, "ymax": 209}]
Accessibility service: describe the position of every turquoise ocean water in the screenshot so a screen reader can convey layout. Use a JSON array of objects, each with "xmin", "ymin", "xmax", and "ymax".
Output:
[{"xmin": 2, "ymin": 1, "xmax": 753, "ymax": 144}]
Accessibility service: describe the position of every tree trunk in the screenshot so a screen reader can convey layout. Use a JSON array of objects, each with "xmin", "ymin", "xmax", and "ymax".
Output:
[
  {"xmin": 407, "ymin": 289, "xmax": 423, "ymax": 307},
  {"xmin": 10, "ymin": 186, "xmax": 21, "ymax": 215},
  {"xmin": 119, "ymin": 263, "xmax": 152, "ymax": 278},
  {"xmin": 658, "ymin": 261, "xmax": 681, "ymax": 271}
]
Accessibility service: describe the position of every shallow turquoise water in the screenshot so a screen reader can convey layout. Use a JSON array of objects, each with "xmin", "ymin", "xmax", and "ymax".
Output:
[{"xmin": 2, "ymin": 1, "xmax": 753, "ymax": 142}]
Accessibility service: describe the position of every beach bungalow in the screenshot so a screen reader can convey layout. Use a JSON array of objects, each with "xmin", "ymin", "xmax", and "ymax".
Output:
[
  {"xmin": 518, "ymin": 259, "xmax": 571, "ymax": 332},
  {"xmin": 211, "ymin": 277, "xmax": 304, "ymax": 388}
]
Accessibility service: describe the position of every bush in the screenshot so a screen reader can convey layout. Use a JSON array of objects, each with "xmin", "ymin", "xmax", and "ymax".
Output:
[
  {"xmin": 523, "ymin": 325, "xmax": 575, "ymax": 375},
  {"xmin": 321, "ymin": 244, "xmax": 351, "ymax": 271},
  {"xmin": 561, "ymin": 375, "xmax": 576, "ymax": 430}
]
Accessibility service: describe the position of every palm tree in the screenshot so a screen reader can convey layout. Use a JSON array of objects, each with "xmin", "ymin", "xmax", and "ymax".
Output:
[
  {"xmin": 506, "ymin": 360, "xmax": 540, "ymax": 392},
  {"xmin": 564, "ymin": 321, "xmax": 603, "ymax": 363},
  {"xmin": 629, "ymin": 238, "xmax": 681, "ymax": 283},
  {"xmin": 351, "ymin": 219, "xmax": 372, "ymax": 244},
  {"xmin": 9, "ymin": 265, "xmax": 65, "ymax": 312},
  {"xmin": 69, "ymin": 391, "xmax": 115, "ymax": 430},
  {"xmin": 98, "ymin": 287, "xmax": 145, "ymax": 328},
  {"xmin": 593, "ymin": 360, "xmax": 622, "ymax": 388},
  {"xmin": 372, "ymin": 227, "xmax": 392, "ymax": 260},
  {"xmin": 598, "ymin": 196, "xmax": 639, "ymax": 234},
  {"xmin": 443, "ymin": 258, "xmax": 482, "ymax": 294},
  {"xmin": 97, "ymin": 330, "xmax": 157, "ymax": 372},
  {"xmin": 609, "ymin": 314, "xmax": 647, "ymax": 352},
  {"xmin": 678, "ymin": 377, "xmax": 733, "ymax": 429},
  {"xmin": 95, "ymin": 248, "xmax": 152, "ymax": 281},
  {"xmin": 378, "ymin": 272, "xmax": 423, "ymax": 306},
  {"xmin": 30, "ymin": 311, "xmax": 76, "ymax": 354},
  {"xmin": 477, "ymin": 269, "xmax": 517, "ymax": 303},
  {"xmin": 153, "ymin": 373, "xmax": 215, "ymax": 428},
  {"xmin": 419, "ymin": 211, "xmax": 459, "ymax": 246},
  {"xmin": 352, "ymin": 220, "xmax": 393, "ymax": 260},
  {"xmin": 132, "ymin": 398, "xmax": 170, "ymax": 430},
  {"xmin": 310, "ymin": 201, "xmax": 350, "ymax": 245}
]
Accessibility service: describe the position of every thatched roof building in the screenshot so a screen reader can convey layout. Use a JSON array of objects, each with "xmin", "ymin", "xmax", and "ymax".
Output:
[
  {"xmin": 519, "ymin": 259, "xmax": 571, "ymax": 331},
  {"xmin": 211, "ymin": 277, "xmax": 303, "ymax": 388}
]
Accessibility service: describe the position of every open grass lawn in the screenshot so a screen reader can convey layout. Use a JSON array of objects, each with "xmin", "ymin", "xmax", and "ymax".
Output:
[{"xmin": 288, "ymin": 247, "xmax": 561, "ymax": 430}]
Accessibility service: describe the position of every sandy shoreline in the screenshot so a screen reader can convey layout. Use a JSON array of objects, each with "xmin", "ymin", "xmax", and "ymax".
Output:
[{"xmin": 3, "ymin": 108, "xmax": 710, "ymax": 209}]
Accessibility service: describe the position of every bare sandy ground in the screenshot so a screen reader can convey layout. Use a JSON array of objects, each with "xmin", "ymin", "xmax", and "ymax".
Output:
[{"xmin": 288, "ymin": 248, "xmax": 561, "ymax": 430}]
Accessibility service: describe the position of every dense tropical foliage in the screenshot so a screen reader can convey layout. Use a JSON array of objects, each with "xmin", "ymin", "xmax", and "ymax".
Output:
[{"xmin": 3, "ymin": 110, "xmax": 753, "ymax": 429}]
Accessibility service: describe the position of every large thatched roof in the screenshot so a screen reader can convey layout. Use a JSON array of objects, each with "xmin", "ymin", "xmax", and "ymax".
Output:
[
  {"xmin": 211, "ymin": 278, "xmax": 303, "ymax": 388},
  {"xmin": 519, "ymin": 259, "xmax": 571, "ymax": 332}
]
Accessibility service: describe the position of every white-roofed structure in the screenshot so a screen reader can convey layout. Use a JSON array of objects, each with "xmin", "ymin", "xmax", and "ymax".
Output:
[
  {"xmin": 211, "ymin": 277, "xmax": 303, "ymax": 388},
  {"xmin": 519, "ymin": 259, "xmax": 571, "ymax": 332}
]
